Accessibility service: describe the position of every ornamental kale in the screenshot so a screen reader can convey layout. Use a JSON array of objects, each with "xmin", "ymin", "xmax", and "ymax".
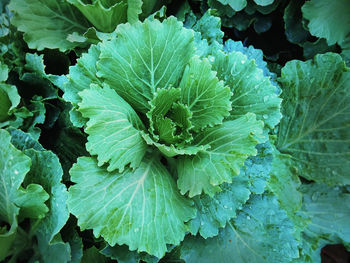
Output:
[{"xmin": 1, "ymin": 1, "xmax": 350, "ymax": 262}]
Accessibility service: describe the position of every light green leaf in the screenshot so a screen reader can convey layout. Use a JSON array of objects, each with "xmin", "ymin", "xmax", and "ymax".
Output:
[
  {"xmin": 141, "ymin": 132, "xmax": 209, "ymax": 157},
  {"xmin": 177, "ymin": 113, "xmax": 264, "ymax": 197},
  {"xmin": 179, "ymin": 56, "xmax": 231, "ymax": 131},
  {"xmin": 277, "ymin": 53, "xmax": 350, "ymax": 185},
  {"xmin": 97, "ymin": 17, "xmax": 195, "ymax": 113},
  {"xmin": 23, "ymin": 149, "xmax": 70, "ymax": 263},
  {"xmin": 218, "ymin": 0, "xmax": 246, "ymax": 11},
  {"xmin": 147, "ymin": 87, "xmax": 193, "ymax": 145},
  {"xmin": 187, "ymin": 172, "xmax": 251, "ymax": 238},
  {"xmin": 14, "ymin": 184, "xmax": 49, "ymax": 219},
  {"xmin": 68, "ymin": 156, "xmax": 196, "ymax": 258},
  {"xmin": 210, "ymin": 50, "xmax": 282, "ymax": 129},
  {"xmin": 63, "ymin": 44, "xmax": 102, "ymax": 127},
  {"xmin": 180, "ymin": 194, "xmax": 299, "ymax": 263},
  {"xmin": 0, "ymin": 62, "xmax": 8, "ymax": 82},
  {"xmin": 67, "ymin": 0, "xmax": 127, "ymax": 32},
  {"xmin": 301, "ymin": 183, "xmax": 350, "ymax": 245},
  {"xmin": 9, "ymin": 0, "xmax": 90, "ymax": 51},
  {"xmin": 253, "ymin": 0, "xmax": 274, "ymax": 6},
  {"xmin": 127, "ymin": 0, "xmax": 143, "ymax": 23},
  {"xmin": 0, "ymin": 129, "xmax": 31, "ymax": 223},
  {"xmin": 302, "ymin": 0, "xmax": 350, "ymax": 45},
  {"xmin": 78, "ymin": 84, "xmax": 147, "ymax": 172}
]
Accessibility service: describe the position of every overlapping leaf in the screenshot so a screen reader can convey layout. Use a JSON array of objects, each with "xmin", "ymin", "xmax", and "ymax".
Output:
[{"xmin": 68, "ymin": 156, "xmax": 196, "ymax": 258}]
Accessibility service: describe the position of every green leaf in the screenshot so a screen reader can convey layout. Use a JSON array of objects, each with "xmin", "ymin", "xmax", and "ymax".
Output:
[
  {"xmin": 302, "ymin": 0, "xmax": 350, "ymax": 45},
  {"xmin": 210, "ymin": 50, "xmax": 282, "ymax": 129},
  {"xmin": 147, "ymin": 87, "xmax": 193, "ymax": 145},
  {"xmin": 180, "ymin": 195, "xmax": 300, "ymax": 263},
  {"xmin": 141, "ymin": 132, "xmax": 209, "ymax": 157},
  {"xmin": 187, "ymin": 172, "xmax": 251, "ymax": 238},
  {"xmin": 14, "ymin": 184, "xmax": 49, "ymax": 220},
  {"xmin": 277, "ymin": 53, "xmax": 350, "ymax": 185},
  {"xmin": 301, "ymin": 183, "xmax": 350, "ymax": 245},
  {"xmin": 78, "ymin": 84, "xmax": 147, "ymax": 172},
  {"xmin": 9, "ymin": 0, "xmax": 90, "ymax": 51},
  {"xmin": 179, "ymin": 56, "xmax": 231, "ymax": 131},
  {"xmin": 243, "ymin": 142, "xmax": 273, "ymax": 194},
  {"xmin": 68, "ymin": 156, "xmax": 196, "ymax": 258},
  {"xmin": 97, "ymin": 17, "xmax": 195, "ymax": 113},
  {"xmin": 177, "ymin": 113, "xmax": 264, "ymax": 197},
  {"xmin": 0, "ymin": 129, "xmax": 31, "ymax": 223},
  {"xmin": 23, "ymin": 149, "xmax": 70, "ymax": 263},
  {"xmin": 66, "ymin": 0, "xmax": 127, "ymax": 32},
  {"xmin": 253, "ymin": 0, "xmax": 274, "ymax": 6},
  {"xmin": 192, "ymin": 10, "xmax": 224, "ymax": 45},
  {"xmin": 217, "ymin": 0, "xmax": 247, "ymax": 11},
  {"xmin": 82, "ymin": 246, "xmax": 108, "ymax": 263},
  {"xmin": 127, "ymin": 0, "xmax": 143, "ymax": 23},
  {"xmin": 64, "ymin": 44, "xmax": 102, "ymax": 127},
  {"xmin": 0, "ymin": 62, "xmax": 8, "ymax": 82}
]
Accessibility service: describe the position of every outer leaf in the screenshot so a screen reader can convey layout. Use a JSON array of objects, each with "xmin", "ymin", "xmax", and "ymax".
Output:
[
  {"xmin": 180, "ymin": 195, "xmax": 299, "ymax": 263},
  {"xmin": 177, "ymin": 113, "xmax": 264, "ymax": 197},
  {"xmin": 301, "ymin": 183, "xmax": 350, "ymax": 245},
  {"xmin": 277, "ymin": 53, "xmax": 350, "ymax": 185},
  {"xmin": 0, "ymin": 129, "xmax": 30, "ymax": 222},
  {"xmin": 97, "ymin": 17, "xmax": 195, "ymax": 113},
  {"xmin": 67, "ymin": 0, "xmax": 127, "ymax": 32},
  {"xmin": 23, "ymin": 149, "xmax": 70, "ymax": 263},
  {"xmin": 9, "ymin": 0, "xmax": 90, "ymax": 51},
  {"xmin": 302, "ymin": 0, "xmax": 350, "ymax": 45},
  {"xmin": 218, "ymin": 0, "xmax": 247, "ymax": 11},
  {"xmin": 68, "ymin": 156, "xmax": 196, "ymax": 258},
  {"xmin": 210, "ymin": 50, "xmax": 282, "ymax": 129},
  {"xmin": 187, "ymin": 172, "xmax": 250, "ymax": 238},
  {"xmin": 78, "ymin": 84, "xmax": 147, "ymax": 172},
  {"xmin": 253, "ymin": 0, "xmax": 274, "ymax": 6},
  {"xmin": 179, "ymin": 56, "xmax": 231, "ymax": 131},
  {"xmin": 127, "ymin": 0, "xmax": 143, "ymax": 23}
]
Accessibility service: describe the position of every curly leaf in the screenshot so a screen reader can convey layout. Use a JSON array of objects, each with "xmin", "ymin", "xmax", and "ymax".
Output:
[
  {"xmin": 187, "ymin": 172, "xmax": 251, "ymax": 238},
  {"xmin": 177, "ymin": 113, "xmax": 264, "ymax": 197},
  {"xmin": 68, "ymin": 156, "xmax": 196, "ymax": 258},
  {"xmin": 210, "ymin": 50, "xmax": 281, "ymax": 129},
  {"xmin": 179, "ymin": 56, "xmax": 231, "ymax": 131},
  {"xmin": 78, "ymin": 84, "xmax": 147, "ymax": 172},
  {"xmin": 180, "ymin": 195, "xmax": 300, "ymax": 263}
]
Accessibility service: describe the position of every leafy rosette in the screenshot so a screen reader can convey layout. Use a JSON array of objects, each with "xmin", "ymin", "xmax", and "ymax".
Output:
[{"xmin": 64, "ymin": 17, "xmax": 281, "ymax": 258}]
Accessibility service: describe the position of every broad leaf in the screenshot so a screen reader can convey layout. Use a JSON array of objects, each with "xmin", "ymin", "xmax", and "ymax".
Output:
[
  {"xmin": 97, "ymin": 17, "xmax": 195, "ymax": 113},
  {"xmin": 179, "ymin": 56, "xmax": 231, "ymax": 131},
  {"xmin": 78, "ymin": 84, "xmax": 147, "ymax": 172},
  {"xmin": 68, "ymin": 156, "xmax": 196, "ymax": 258},
  {"xmin": 177, "ymin": 113, "xmax": 264, "ymax": 197},
  {"xmin": 9, "ymin": 0, "xmax": 90, "ymax": 51},
  {"xmin": 180, "ymin": 195, "xmax": 299, "ymax": 263},
  {"xmin": 277, "ymin": 53, "xmax": 350, "ymax": 185},
  {"xmin": 301, "ymin": 183, "xmax": 350, "ymax": 245},
  {"xmin": 302, "ymin": 0, "xmax": 350, "ymax": 45},
  {"xmin": 217, "ymin": 0, "xmax": 246, "ymax": 11},
  {"xmin": 210, "ymin": 50, "xmax": 282, "ymax": 129},
  {"xmin": 67, "ymin": 0, "xmax": 127, "ymax": 32}
]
